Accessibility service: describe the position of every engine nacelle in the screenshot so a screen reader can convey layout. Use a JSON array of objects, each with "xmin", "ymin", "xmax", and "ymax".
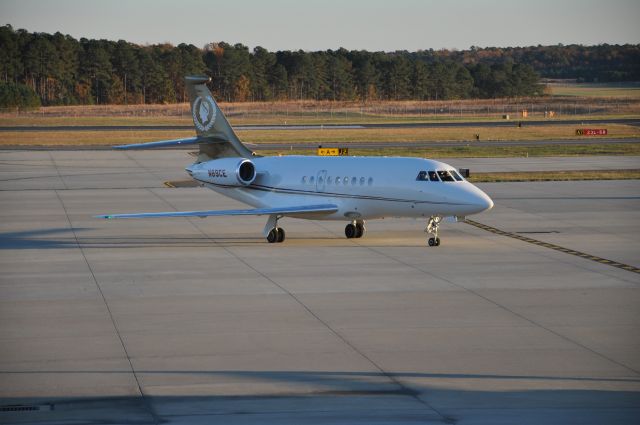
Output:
[{"xmin": 199, "ymin": 158, "xmax": 256, "ymax": 186}]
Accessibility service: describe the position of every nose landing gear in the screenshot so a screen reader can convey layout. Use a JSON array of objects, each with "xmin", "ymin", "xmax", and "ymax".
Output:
[
  {"xmin": 345, "ymin": 220, "xmax": 365, "ymax": 239},
  {"xmin": 425, "ymin": 216, "xmax": 442, "ymax": 247}
]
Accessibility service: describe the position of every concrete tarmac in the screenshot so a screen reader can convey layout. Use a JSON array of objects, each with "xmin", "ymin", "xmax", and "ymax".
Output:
[{"xmin": 0, "ymin": 151, "xmax": 639, "ymax": 424}]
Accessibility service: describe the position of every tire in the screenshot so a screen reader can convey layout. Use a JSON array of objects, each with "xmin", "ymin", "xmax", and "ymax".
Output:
[
  {"xmin": 428, "ymin": 237, "xmax": 435, "ymax": 247},
  {"xmin": 435, "ymin": 237, "xmax": 440, "ymax": 246},
  {"xmin": 267, "ymin": 228, "xmax": 278, "ymax": 243},
  {"xmin": 345, "ymin": 223, "xmax": 356, "ymax": 239},
  {"xmin": 276, "ymin": 227, "xmax": 286, "ymax": 243},
  {"xmin": 355, "ymin": 223, "xmax": 365, "ymax": 238}
]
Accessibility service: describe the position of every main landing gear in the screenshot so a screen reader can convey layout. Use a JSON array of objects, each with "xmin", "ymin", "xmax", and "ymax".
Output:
[
  {"xmin": 264, "ymin": 214, "xmax": 285, "ymax": 243},
  {"xmin": 267, "ymin": 227, "xmax": 285, "ymax": 243},
  {"xmin": 345, "ymin": 220, "xmax": 365, "ymax": 239},
  {"xmin": 425, "ymin": 216, "xmax": 442, "ymax": 247}
]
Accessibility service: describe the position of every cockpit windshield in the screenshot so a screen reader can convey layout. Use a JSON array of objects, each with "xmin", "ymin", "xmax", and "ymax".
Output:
[
  {"xmin": 437, "ymin": 170, "xmax": 455, "ymax": 182},
  {"xmin": 417, "ymin": 170, "xmax": 464, "ymax": 182},
  {"xmin": 450, "ymin": 170, "xmax": 463, "ymax": 181}
]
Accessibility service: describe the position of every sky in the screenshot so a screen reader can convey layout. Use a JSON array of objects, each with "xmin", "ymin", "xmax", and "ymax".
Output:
[{"xmin": 2, "ymin": 0, "xmax": 639, "ymax": 51}]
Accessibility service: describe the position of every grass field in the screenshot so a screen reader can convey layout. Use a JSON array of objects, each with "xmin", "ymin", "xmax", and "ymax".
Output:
[
  {"xmin": 2, "ymin": 113, "xmax": 640, "ymax": 127},
  {"xmin": 1, "ymin": 95, "xmax": 638, "ymax": 158},
  {"xmin": 1, "ymin": 124, "xmax": 637, "ymax": 147},
  {"xmin": 237, "ymin": 124, "xmax": 640, "ymax": 144},
  {"xmin": 548, "ymin": 82, "xmax": 640, "ymax": 98},
  {"xmin": 2, "ymin": 93, "xmax": 639, "ymax": 126}
]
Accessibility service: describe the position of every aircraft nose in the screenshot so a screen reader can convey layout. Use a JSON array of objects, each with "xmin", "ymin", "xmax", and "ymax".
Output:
[
  {"xmin": 461, "ymin": 185, "xmax": 493, "ymax": 214},
  {"xmin": 474, "ymin": 189, "xmax": 494, "ymax": 212}
]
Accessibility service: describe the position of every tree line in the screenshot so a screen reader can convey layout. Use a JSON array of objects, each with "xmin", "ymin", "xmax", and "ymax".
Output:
[
  {"xmin": 452, "ymin": 44, "xmax": 640, "ymax": 83},
  {"xmin": 0, "ymin": 25, "xmax": 637, "ymax": 108}
]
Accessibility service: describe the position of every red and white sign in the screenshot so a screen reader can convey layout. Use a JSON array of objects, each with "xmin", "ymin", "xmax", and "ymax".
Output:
[{"xmin": 576, "ymin": 128, "xmax": 608, "ymax": 136}]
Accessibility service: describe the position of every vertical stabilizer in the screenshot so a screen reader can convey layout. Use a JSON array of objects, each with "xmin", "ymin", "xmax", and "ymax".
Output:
[{"xmin": 185, "ymin": 76, "xmax": 254, "ymax": 160}]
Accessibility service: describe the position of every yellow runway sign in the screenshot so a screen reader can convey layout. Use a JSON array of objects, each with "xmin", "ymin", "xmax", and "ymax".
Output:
[{"xmin": 317, "ymin": 147, "xmax": 349, "ymax": 156}]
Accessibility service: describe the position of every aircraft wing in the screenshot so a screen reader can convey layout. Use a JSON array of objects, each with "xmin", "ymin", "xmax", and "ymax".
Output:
[
  {"xmin": 113, "ymin": 137, "xmax": 199, "ymax": 150},
  {"xmin": 96, "ymin": 204, "xmax": 338, "ymax": 219}
]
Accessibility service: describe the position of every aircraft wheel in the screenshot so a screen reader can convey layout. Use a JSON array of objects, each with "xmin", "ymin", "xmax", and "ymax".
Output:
[
  {"xmin": 276, "ymin": 227, "xmax": 286, "ymax": 243},
  {"xmin": 434, "ymin": 237, "xmax": 441, "ymax": 246},
  {"xmin": 345, "ymin": 223, "xmax": 357, "ymax": 239},
  {"xmin": 355, "ymin": 223, "xmax": 365, "ymax": 238},
  {"xmin": 267, "ymin": 228, "xmax": 279, "ymax": 243},
  {"xmin": 428, "ymin": 237, "xmax": 435, "ymax": 247}
]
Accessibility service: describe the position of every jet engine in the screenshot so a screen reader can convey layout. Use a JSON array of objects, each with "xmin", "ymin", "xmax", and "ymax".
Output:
[{"xmin": 200, "ymin": 157, "xmax": 256, "ymax": 186}]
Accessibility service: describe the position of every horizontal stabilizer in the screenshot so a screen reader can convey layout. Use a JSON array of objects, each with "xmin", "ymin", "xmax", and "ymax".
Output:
[
  {"xmin": 114, "ymin": 137, "xmax": 199, "ymax": 150},
  {"xmin": 96, "ymin": 204, "xmax": 338, "ymax": 219}
]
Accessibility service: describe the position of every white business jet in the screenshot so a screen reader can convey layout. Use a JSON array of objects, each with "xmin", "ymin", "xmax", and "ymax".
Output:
[{"xmin": 97, "ymin": 76, "xmax": 493, "ymax": 246}]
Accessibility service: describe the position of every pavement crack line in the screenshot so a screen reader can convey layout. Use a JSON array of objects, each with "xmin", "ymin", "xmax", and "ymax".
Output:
[
  {"xmin": 53, "ymin": 190, "xmax": 160, "ymax": 425},
  {"xmin": 465, "ymin": 219, "xmax": 640, "ymax": 275},
  {"xmin": 464, "ymin": 207, "xmax": 638, "ymax": 285},
  {"xmin": 330, "ymin": 230, "xmax": 640, "ymax": 378},
  {"xmin": 47, "ymin": 151, "xmax": 68, "ymax": 190},
  {"xmin": 459, "ymin": 209, "xmax": 638, "ymax": 285},
  {"xmin": 145, "ymin": 187, "xmax": 451, "ymax": 423}
]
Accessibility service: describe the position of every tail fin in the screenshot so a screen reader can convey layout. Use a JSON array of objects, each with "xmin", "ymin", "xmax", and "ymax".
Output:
[{"xmin": 185, "ymin": 76, "xmax": 255, "ymax": 161}]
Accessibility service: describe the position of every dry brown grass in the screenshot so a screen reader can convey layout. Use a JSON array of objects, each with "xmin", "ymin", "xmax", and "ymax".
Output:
[
  {"xmin": 237, "ymin": 124, "xmax": 640, "ymax": 144},
  {"xmin": 2, "ymin": 96, "xmax": 639, "ymax": 125},
  {"xmin": 1, "ymin": 124, "xmax": 637, "ymax": 147}
]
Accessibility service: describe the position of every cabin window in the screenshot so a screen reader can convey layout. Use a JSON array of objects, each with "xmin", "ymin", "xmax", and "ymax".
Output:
[
  {"xmin": 416, "ymin": 171, "xmax": 428, "ymax": 181},
  {"xmin": 327, "ymin": 176, "xmax": 332, "ymax": 185},
  {"xmin": 309, "ymin": 176, "xmax": 315, "ymax": 184},
  {"xmin": 450, "ymin": 170, "xmax": 463, "ymax": 181},
  {"xmin": 344, "ymin": 176, "xmax": 348, "ymax": 185},
  {"xmin": 351, "ymin": 177, "xmax": 357, "ymax": 185},
  {"xmin": 368, "ymin": 177, "xmax": 373, "ymax": 186},
  {"xmin": 301, "ymin": 176, "xmax": 307, "ymax": 184},
  {"xmin": 437, "ymin": 170, "xmax": 455, "ymax": 182},
  {"xmin": 428, "ymin": 171, "xmax": 440, "ymax": 182},
  {"xmin": 360, "ymin": 177, "xmax": 365, "ymax": 185}
]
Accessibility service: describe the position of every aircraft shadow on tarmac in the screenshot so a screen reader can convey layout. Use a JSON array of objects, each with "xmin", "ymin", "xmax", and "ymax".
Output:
[
  {"xmin": 0, "ymin": 370, "xmax": 638, "ymax": 423},
  {"xmin": 0, "ymin": 227, "xmax": 369, "ymax": 249},
  {"xmin": 0, "ymin": 227, "xmax": 430, "ymax": 251},
  {"xmin": 0, "ymin": 228, "xmax": 93, "ymax": 250},
  {"xmin": 2, "ymin": 369, "xmax": 637, "ymax": 383}
]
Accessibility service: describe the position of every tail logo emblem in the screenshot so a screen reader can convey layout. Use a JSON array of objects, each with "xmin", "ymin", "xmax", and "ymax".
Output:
[{"xmin": 193, "ymin": 96, "xmax": 217, "ymax": 131}]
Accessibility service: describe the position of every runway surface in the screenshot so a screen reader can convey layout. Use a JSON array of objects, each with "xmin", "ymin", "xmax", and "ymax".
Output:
[
  {"xmin": 1, "ymin": 151, "xmax": 639, "ymax": 424},
  {"xmin": 1, "ymin": 117, "xmax": 638, "ymax": 132}
]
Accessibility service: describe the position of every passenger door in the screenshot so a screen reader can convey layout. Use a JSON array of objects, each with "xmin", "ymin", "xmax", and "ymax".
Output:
[{"xmin": 315, "ymin": 170, "xmax": 327, "ymax": 192}]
